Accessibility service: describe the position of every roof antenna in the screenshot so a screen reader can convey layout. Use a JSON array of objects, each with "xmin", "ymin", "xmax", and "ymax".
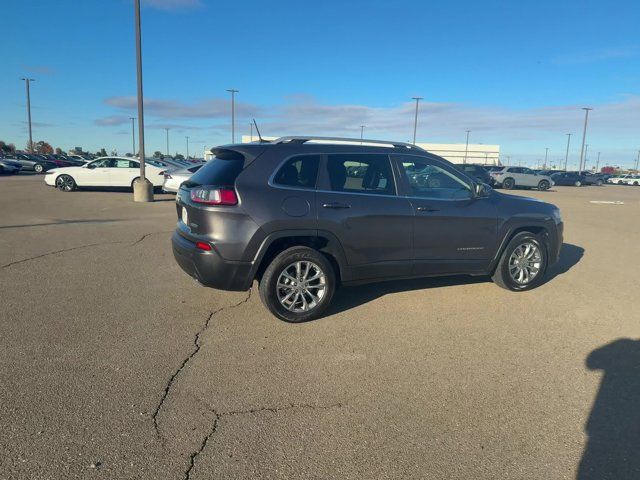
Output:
[{"xmin": 253, "ymin": 118, "xmax": 265, "ymax": 142}]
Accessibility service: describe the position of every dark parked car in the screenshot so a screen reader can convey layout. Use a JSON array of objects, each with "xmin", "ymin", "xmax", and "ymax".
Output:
[
  {"xmin": 172, "ymin": 136, "xmax": 563, "ymax": 322},
  {"xmin": 580, "ymin": 172, "xmax": 605, "ymax": 186},
  {"xmin": 456, "ymin": 164, "xmax": 494, "ymax": 186},
  {"xmin": 551, "ymin": 171, "xmax": 587, "ymax": 186},
  {"xmin": 5, "ymin": 152, "xmax": 57, "ymax": 173},
  {"xmin": 0, "ymin": 156, "xmax": 23, "ymax": 174}
]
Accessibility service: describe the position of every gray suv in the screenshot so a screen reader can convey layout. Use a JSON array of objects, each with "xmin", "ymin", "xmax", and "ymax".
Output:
[{"xmin": 172, "ymin": 137, "xmax": 563, "ymax": 322}]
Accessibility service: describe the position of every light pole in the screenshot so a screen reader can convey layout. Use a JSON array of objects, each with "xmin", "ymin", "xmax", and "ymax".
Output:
[
  {"xmin": 544, "ymin": 148, "xmax": 549, "ymax": 168},
  {"xmin": 578, "ymin": 107, "xmax": 593, "ymax": 173},
  {"xmin": 132, "ymin": 0, "xmax": 152, "ymax": 201},
  {"xmin": 411, "ymin": 97, "xmax": 423, "ymax": 145},
  {"xmin": 185, "ymin": 136, "xmax": 189, "ymax": 160},
  {"xmin": 564, "ymin": 133, "xmax": 571, "ymax": 171},
  {"xmin": 584, "ymin": 144, "xmax": 589, "ymax": 170},
  {"xmin": 164, "ymin": 127, "xmax": 170, "ymax": 156},
  {"xmin": 463, "ymin": 130, "xmax": 470, "ymax": 164},
  {"xmin": 21, "ymin": 78, "xmax": 35, "ymax": 152},
  {"xmin": 635, "ymin": 150, "xmax": 640, "ymax": 172},
  {"xmin": 596, "ymin": 152, "xmax": 601, "ymax": 172},
  {"xmin": 227, "ymin": 89, "xmax": 239, "ymax": 143},
  {"xmin": 129, "ymin": 117, "xmax": 136, "ymax": 155},
  {"xmin": 360, "ymin": 125, "xmax": 365, "ymax": 142}
]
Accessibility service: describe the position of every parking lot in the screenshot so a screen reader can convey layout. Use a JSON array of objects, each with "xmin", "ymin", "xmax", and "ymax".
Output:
[{"xmin": 1, "ymin": 174, "xmax": 639, "ymax": 479}]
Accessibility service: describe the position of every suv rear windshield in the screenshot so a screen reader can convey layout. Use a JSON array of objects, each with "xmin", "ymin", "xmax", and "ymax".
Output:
[{"xmin": 184, "ymin": 155, "xmax": 244, "ymax": 188}]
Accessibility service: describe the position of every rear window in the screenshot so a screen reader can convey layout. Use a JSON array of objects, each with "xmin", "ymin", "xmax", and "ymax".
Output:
[{"xmin": 185, "ymin": 154, "xmax": 244, "ymax": 188}]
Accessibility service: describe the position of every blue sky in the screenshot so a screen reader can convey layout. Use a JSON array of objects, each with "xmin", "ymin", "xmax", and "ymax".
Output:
[{"xmin": 2, "ymin": 0, "xmax": 640, "ymax": 167}]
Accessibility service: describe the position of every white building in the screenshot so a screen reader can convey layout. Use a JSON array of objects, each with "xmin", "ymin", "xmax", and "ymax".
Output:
[{"xmin": 239, "ymin": 136, "xmax": 500, "ymax": 165}]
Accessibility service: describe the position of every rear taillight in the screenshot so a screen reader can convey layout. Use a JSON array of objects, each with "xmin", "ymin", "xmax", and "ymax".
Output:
[
  {"xmin": 190, "ymin": 186, "xmax": 238, "ymax": 206},
  {"xmin": 196, "ymin": 241, "xmax": 212, "ymax": 251}
]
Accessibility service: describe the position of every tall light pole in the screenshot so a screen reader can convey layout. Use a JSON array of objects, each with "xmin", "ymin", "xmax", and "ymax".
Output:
[
  {"xmin": 21, "ymin": 78, "xmax": 35, "ymax": 152},
  {"xmin": 564, "ymin": 133, "xmax": 571, "ymax": 171},
  {"xmin": 164, "ymin": 127, "xmax": 170, "ymax": 156},
  {"xmin": 463, "ymin": 130, "xmax": 470, "ymax": 164},
  {"xmin": 584, "ymin": 144, "xmax": 589, "ymax": 170},
  {"xmin": 544, "ymin": 148, "xmax": 549, "ymax": 168},
  {"xmin": 411, "ymin": 97, "xmax": 423, "ymax": 145},
  {"xmin": 185, "ymin": 136, "xmax": 190, "ymax": 160},
  {"xmin": 360, "ymin": 125, "xmax": 365, "ymax": 142},
  {"xmin": 129, "ymin": 117, "xmax": 136, "ymax": 155},
  {"xmin": 596, "ymin": 152, "xmax": 601, "ymax": 172},
  {"xmin": 227, "ymin": 89, "xmax": 239, "ymax": 143},
  {"xmin": 635, "ymin": 150, "xmax": 640, "ymax": 172},
  {"xmin": 132, "ymin": 0, "xmax": 152, "ymax": 201},
  {"xmin": 578, "ymin": 107, "xmax": 593, "ymax": 173}
]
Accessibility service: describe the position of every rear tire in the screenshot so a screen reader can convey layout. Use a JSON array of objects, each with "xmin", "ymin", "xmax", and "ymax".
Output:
[
  {"xmin": 34, "ymin": 163, "xmax": 44, "ymax": 174},
  {"xmin": 596, "ymin": 180, "xmax": 603, "ymax": 186},
  {"xmin": 492, "ymin": 232, "xmax": 547, "ymax": 291},
  {"xmin": 574, "ymin": 181, "xmax": 582, "ymax": 187},
  {"xmin": 538, "ymin": 180, "xmax": 550, "ymax": 191},
  {"xmin": 502, "ymin": 178, "xmax": 515, "ymax": 190},
  {"xmin": 259, "ymin": 246, "xmax": 336, "ymax": 323}
]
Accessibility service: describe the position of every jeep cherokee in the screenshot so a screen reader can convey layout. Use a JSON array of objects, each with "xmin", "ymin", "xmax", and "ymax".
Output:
[{"xmin": 172, "ymin": 136, "xmax": 563, "ymax": 322}]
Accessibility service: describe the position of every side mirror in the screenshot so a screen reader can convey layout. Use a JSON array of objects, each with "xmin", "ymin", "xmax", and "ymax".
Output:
[{"xmin": 475, "ymin": 182, "xmax": 491, "ymax": 197}]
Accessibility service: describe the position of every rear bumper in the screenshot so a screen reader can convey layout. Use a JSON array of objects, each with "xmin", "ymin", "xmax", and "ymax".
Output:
[{"xmin": 171, "ymin": 230, "xmax": 253, "ymax": 291}]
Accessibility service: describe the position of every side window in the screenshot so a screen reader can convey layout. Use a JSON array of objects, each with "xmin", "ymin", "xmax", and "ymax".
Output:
[
  {"xmin": 507, "ymin": 167, "xmax": 520, "ymax": 174},
  {"xmin": 129, "ymin": 160, "xmax": 140, "ymax": 169},
  {"xmin": 115, "ymin": 159, "xmax": 132, "ymax": 168},
  {"xmin": 90, "ymin": 158, "xmax": 114, "ymax": 168},
  {"xmin": 273, "ymin": 155, "xmax": 320, "ymax": 189},
  {"xmin": 326, "ymin": 154, "xmax": 394, "ymax": 195},
  {"xmin": 396, "ymin": 156, "xmax": 473, "ymax": 200},
  {"xmin": 521, "ymin": 168, "xmax": 533, "ymax": 175}
]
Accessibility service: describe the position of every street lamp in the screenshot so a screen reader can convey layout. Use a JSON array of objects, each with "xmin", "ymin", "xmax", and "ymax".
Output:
[
  {"xmin": 360, "ymin": 125, "xmax": 365, "ymax": 142},
  {"xmin": 564, "ymin": 133, "xmax": 571, "ymax": 171},
  {"xmin": 132, "ymin": 0, "xmax": 153, "ymax": 202},
  {"xmin": 584, "ymin": 144, "xmax": 589, "ymax": 170},
  {"xmin": 411, "ymin": 97, "xmax": 423, "ymax": 145},
  {"xmin": 21, "ymin": 78, "xmax": 35, "ymax": 152},
  {"xmin": 596, "ymin": 152, "xmax": 601, "ymax": 172},
  {"xmin": 185, "ymin": 136, "xmax": 189, "ymax": 160},
  {"xmin": 463, "ymin": 130, "xmax": 470, "ymax": 164},
  {"xmin": 578, "ymin": 107, "xmax": 593, "ymax": 173},
  {"xmin": 164, "ymin": 127, "xmax": 170, "ymax": 156},
  {"xmin": 226, "ymin": 89, "xmax": 239, "ymax": 143},
  {"xmin": 129, "ymin": 117, "xmax": 136, "ymax": 155},
  {"xmin": 544, "ymin": 147, "xmax": 549, "ymax": 168},
  {"xmin": 635, "ymin": 150, "xmax": 640, "ymax": 172}
]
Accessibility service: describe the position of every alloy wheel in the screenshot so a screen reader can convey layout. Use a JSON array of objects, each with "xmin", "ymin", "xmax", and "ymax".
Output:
[
  {"xmin": 276, "ymin": 261, "xmax": 326, "ymax": 313},
  {"xmin": 508, "ymin": 242, "xmax": 542, "ymax": 285},
  {"xmin": 56, "ymin": 175, "xmax": 74, "ymax": 191}
]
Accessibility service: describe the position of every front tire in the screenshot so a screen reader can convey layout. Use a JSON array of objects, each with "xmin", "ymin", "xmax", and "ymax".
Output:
[
  {"xmin": 259, "ymin": 246, "xmax": 336, "ymax": 322},
  {"xmin": 538, "ymin": 180, "xmax": 550, "ymax": 191},
  {"xmin": 492, "ymin": 232, "xmax": 547, "ymax": 291},
  {"xmin": 574, "ymin": 181, "xmax": 582, "ymax": 187},
  {"xmin": 56, "ymin": 174, "xmax": 76, "ymax": 192},
  {"xmin": 502, "ymin": 178, "xmax": 515, "ymax": 190},
  {"xmin": 596, "ymin": 180, "xmax": 603, "ymax": 186},
  {"xmin": 34, "ymin": 163, "xmax": 44, "ymax": 174}
]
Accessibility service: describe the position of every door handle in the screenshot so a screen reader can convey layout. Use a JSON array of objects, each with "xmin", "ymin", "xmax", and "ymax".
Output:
[
  {"xmin": 416, "ymin": 206, "xmax": 439, "ymax": 212},
  {"xmin": 322, "ymin": 202, "xmax": 351, "ymax": 209}
]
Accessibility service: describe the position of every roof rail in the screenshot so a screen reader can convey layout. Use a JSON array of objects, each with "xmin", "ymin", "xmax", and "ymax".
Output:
[{"xmin": 271, "ymin": 136, "xmax": 426, "ymax": 151}]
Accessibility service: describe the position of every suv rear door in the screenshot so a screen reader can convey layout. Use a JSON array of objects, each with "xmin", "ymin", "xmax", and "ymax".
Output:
[
  {"xmin": 316, "ymin": 153, "xmax": 413, "ymax": 281},
  {"xmin": 393, "ymin": 154, "xmax": 498, "ymax": 275}
]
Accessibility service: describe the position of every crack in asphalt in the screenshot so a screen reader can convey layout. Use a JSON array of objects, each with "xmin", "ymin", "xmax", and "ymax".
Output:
[
  {"xmin": 184, "ymin": 401, "xmax": 346, "ymax": 480},
  {"xmin": 0, "ymin": 230, "xmax": 173, "ymax": 269},
  {"xmin": 152, "ymin": 289, "xmax": 253, "ymax": 442}
]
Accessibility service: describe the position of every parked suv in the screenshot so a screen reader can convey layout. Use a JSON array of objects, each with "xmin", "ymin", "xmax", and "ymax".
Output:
[
  {"xmin": 172, "ymin": 137, "xmax": 563, "ymax": 322},
  {"xmin": 490, "ymin": 166, "xmax": 553, "ymax": 190}
]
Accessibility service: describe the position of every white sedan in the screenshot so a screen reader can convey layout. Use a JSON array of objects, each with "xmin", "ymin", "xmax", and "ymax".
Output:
[{"xmin": 45, "ymin": 157, "xmax": 167, "ymax": 191}]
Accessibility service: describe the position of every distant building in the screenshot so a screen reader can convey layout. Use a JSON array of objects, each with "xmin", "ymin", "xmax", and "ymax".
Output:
[{"xmin": 239, "ymin": 136, "xmax": 500, "ymax": 165}]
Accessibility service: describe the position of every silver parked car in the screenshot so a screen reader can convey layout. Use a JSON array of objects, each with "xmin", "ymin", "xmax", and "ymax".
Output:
[
  {"xmin": 490, "ymin": 166, "xmax": 553, "ymax": 190},
  {"xmin": 162, "ymin": 164, "xmax": 203, "ymax": 193}
]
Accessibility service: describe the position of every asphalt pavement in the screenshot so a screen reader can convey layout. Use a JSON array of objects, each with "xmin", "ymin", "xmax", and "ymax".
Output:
[{"xmin": 1, "ymin": 174, "xmax": 639, "ymax": 479}]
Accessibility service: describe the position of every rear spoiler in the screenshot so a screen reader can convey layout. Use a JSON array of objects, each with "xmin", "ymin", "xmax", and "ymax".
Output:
[{"xmin": 209, "ymin": 144, "xmax": 268, "ymax": 167}]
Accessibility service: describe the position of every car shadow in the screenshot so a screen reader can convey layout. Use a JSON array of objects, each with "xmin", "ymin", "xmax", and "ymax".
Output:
[
  {"xmin": 326, "ymin": 243, "xmax": 583, "ymax": 317},
  {"xmin": 577, "ymin": 338, "xmax": 640, "ymax": 479}
]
